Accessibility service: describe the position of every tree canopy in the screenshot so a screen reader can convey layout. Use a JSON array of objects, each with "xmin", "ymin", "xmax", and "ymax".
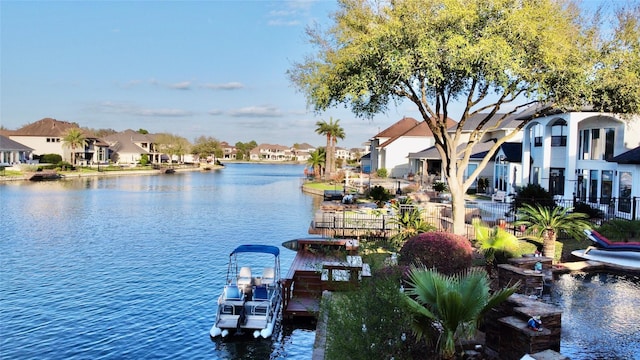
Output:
[{"xmin": 289, "ymin": 0, "xmax": 640, "ymax": 234}]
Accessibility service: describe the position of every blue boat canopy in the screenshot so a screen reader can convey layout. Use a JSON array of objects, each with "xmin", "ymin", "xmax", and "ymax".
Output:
[{"xmin": 231, "ymin": 245, "xmax": 280, "ymax": 257}]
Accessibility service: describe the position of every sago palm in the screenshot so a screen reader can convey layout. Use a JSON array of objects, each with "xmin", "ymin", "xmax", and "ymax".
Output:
[
  {"xmin": 404, "ymin": 267, "xmax": 518, "ymax": 359},
  {"xmin": 389, "ymin": 199, "xmax": 435, "ymax": 251},
  {"xmin": 472, "ymin": 218, "xmax": 519, "ymax": 271},
  {"xmin": 514, "ymin": 204, "xmax": 591, "ymax": 261}
]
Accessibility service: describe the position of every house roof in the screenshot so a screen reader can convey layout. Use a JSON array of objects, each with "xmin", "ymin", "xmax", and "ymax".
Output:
[
  {"xmin": 373, "ymin": 117, "xmax": 419, "ymax": 138},
  {"xmin": 377, "ymin": 117, "xmax": 458, "ymax": 148},
  {"xmin": 408, "ymin": 139, "xmax": 522, "ymax": 162},
  {"xmin": 457, "ymin": 112, "xmax": 522, "ymax": 131},
  {"xmin": 608, "ymin": 146, "xmax": 640, "ymax": 164},
  {"xmin": 0, "ymin": 135, "xmax": 34, "ymax": 151},
  {"xmin": 13, "ymin": 118, "xmax": 81, "ymax": 137},
  {"xmin": 102, "ymin": 129, "xmax": 156, "ymax": 144}
]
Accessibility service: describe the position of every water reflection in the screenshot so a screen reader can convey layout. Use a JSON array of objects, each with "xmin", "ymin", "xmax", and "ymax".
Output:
[{"xmin": 548, "ymin": 272, "xmax": 640, "ymax": 359}]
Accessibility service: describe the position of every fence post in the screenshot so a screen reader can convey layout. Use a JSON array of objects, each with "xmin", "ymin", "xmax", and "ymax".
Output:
[{"xmin": 634, "ymin": 197, "xmax": 637, "ymax": 221}]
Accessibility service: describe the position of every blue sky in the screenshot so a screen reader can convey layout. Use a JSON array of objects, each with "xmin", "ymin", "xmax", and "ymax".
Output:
[{"xmin": 0, "ymin": 0, "xmax": 617, "ymax": 149}]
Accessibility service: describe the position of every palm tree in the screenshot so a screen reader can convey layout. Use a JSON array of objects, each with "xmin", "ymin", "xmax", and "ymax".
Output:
[
  {"xmin": 306, "ymin": 148, "xmax": 326, "ymax": 179},
  {"xmin": 315, "ymin": 117, "xmax": 342, "ymax": 178},
  {"xmin": 514, "ymin": 204, "xmax": 592, "ymax": 261},
  {"xmin": 329, "ymin": 121, "xmax": 345, "ymax": 174},
  {"xmin": 62, "ymin": 128, "xmax": 87, "ymax": 165},
  {"xmin": 404, "ymin": 267, "xmax": 518, "ymax": 359},
  {"xmin": 315, "ymin": 120, "xmax": 332, "ymax": 179}
]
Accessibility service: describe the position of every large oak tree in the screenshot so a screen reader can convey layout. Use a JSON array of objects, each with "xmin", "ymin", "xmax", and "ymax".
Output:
[{"xmin": 289, "ymin": 0, "xmax": 640, "ymax": 235}]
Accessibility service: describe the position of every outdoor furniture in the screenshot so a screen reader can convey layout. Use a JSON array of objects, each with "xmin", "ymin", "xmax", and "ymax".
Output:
[{"xmin": 492, "ymin": 190, "xmax": 508, "ymax": 202}]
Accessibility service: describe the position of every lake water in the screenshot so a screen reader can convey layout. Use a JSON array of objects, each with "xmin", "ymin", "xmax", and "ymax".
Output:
[
  {"xmin": 0, "ymin": 163, "xmax": 320, "ymax": 359},
  {"xmin": 1, "ymin": 163, "xmax": 639, "ymax": 360}
]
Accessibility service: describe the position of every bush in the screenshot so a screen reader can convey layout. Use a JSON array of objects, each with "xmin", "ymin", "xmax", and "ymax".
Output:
[
  {"xmin": 324, "ymin": 269, "xmax": 430, "ymax": 360},
  {"xmin": 433, "ymin": 181, "xmax": 448, "ymax": 192},
  {"xmin": 368, "ymin": 185, "xmax": 393, "ymax": 207},
  {"xmin": 513, "ymin": 184, "xmax": 555, "ymax": 210},
  {"xmin": 398, "ymin": 232, "xmax": 473, "ymax": 275},
  {"xmin": 573, "ymin": 201, "xmax": 604, "ymax": 220},
  {"xmin": 40, "ymin": 153, "xmax": 62, "ymax": 164},
  {"xmin": 597, "ymin": 219, "xmax": 640, "ymax": 241},
  {"xmin": 376, "ymin": 168, "xmax": 388, "ymax": 178}
]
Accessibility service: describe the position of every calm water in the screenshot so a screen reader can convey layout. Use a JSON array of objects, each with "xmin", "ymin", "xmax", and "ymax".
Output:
[
  {"xmin": 548, "ymin": 272, "xmax": 640, "ymax": 360},
  {"xmin": 2, "ymin": 164, "xmax": 639, "ymax": 360},
  {"xmin": 1, "ymin": 163, "xmax": 320, "ymax": 359}
]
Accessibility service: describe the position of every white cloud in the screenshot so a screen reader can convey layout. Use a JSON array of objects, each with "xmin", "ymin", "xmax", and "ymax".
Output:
[
  {"xmin": 202, "ymin": 82, "xmax": 244, "ymax": 90},
  {"xmin": 95, "ymin": 101, "xmax": 193, "ymax": 117},
  {"xmin": 208, "ymin": 109, "xmax": 223, "ymax": 116},
  {"xmin": 169, "ymin": 81, "xmax": 192, "ymax": 90},
  {"xmin": 228, "ymin": 105, "xmax": 282, "ymax": 117}
]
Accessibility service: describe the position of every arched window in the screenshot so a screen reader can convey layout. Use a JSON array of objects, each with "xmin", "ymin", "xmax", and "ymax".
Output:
[{"xmin": 551, "ymin": 119, "xmax": 567, "ymax": 147}]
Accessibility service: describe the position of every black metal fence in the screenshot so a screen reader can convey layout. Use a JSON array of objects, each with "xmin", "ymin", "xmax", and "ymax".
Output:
[{"xmin": 310, "ymin": 197, "xmax": 640, "ymax": 241}]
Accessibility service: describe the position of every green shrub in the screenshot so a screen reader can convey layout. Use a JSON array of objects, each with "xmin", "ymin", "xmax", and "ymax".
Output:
[
  {"xmin": 140, "ymin": 154, "xmax": 149, "ymax": 166},
  {"xmin": 324, "ymin": 269, "xmax": 430, "ymax": 360},
  {"xmin": 398, "ymin": 232, "xmax": 473, "ymax": 275},
  {"xmin": 40, "ymin": 153, "xmax": 62, "ymax": 164},
  {"xmin": 368, "ymin": 185, "xmax": 393, "ymax": 207},
  {"xmin": 597, "ymin": 219, "xmax": 640, "ymax": 241},
  {"xmin": 573, "ymin": 201, "xmax": 604, "ymax": 220},
  {"xmin": 513, "ymin": 184, "xmax": 555, "ymax": 210},
  {"xmin": 376, "ymin": 168, "xmax": 388, "ymax": 178},
  {"xmin": 433, "ymin": 181, "xmax": 448, "ymax": 192}
]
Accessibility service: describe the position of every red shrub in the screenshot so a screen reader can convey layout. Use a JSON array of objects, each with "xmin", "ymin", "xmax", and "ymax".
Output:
[{"xmin": 398, "ymin": 231, "xmax": 473, "ymax": 275}]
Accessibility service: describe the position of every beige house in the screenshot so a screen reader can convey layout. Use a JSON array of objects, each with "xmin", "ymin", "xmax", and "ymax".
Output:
[{"xmin": 8, "ymin": 118, "xmax": 109, "ymax": 164}]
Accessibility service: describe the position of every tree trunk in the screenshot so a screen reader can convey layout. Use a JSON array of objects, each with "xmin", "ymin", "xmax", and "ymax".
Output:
[{"xmin": 542, "ymin": 230, "xmax": 556, "ymax": 262}]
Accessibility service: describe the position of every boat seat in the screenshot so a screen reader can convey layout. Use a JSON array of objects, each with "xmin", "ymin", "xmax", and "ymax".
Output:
[
  {"xmin": 224, "ymin": 285, "xmax": 243, "ymax": 301},
  {"xmin": 237, "ymin": 266, "xmax": 253, "ymax": 289},
  {"xmin": 261, "ymin": 267, "xmax": 275, "ymax": 287},
  {"xmin": 253, "ymin": 285, "xmax": 269, "ymax": 301}
]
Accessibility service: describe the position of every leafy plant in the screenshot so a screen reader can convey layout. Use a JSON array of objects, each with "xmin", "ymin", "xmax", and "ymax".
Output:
[
  {"xmin": 433, "ymin": 181, "xmax": 448, "ymax": 193},
  {"xmin": 512, "ymin": 184, "xmax": 555, "ymax": 210},
  {"xmin": 398, "ymin": 232, "xmax": 473, "ymax": 275},
  {"xmin": 596, "ymin": 219, "xmax": 640, "ymax": 241},
  {"xmin": 404, "ymin": 267, "xmax": 519, "ymax": 359},
  {"xmin": 376, "ymin": 168, "xmax": 388, "ymax": 178},
  {"xmin": 572, "ymin": 201, "xmax": 604, "ymax": 220},
  {"xmin": 472, "ymin": 218, "xmax": 519, "ymax": 272},
  {"xmin": 325, "ymin": 269, "xmax": 429, "ymax": 360},
  {"xmin": 40, "ymin": 153, "xmax": 62, "ymax": 164},
  {"xmin": 368, "ymin": 185, "xmax": 393, "ymax": 207},
  {"xmin": 389, "ymin": 198, "xmax": 436, "ymax": 251},
  {"xmin": 514, "ymin": 204, "xmax": 591, "ymax": 261}
]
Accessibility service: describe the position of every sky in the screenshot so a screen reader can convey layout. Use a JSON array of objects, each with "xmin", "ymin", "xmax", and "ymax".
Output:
[{"xmin": 0, "ymin": 0, "xmax": 620, "ymax": 149}]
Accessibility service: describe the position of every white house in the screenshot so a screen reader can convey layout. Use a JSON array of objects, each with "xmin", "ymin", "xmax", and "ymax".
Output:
[
  {"xmin": 368, "ymin": 117, "xmax": 457, "ymax": 178},
  {"xmin": 0, "ymin": 135, "xmax": 34, "ymax": 165},
  {"xmin": 407, "ymin": 113, "xmax": 522, "ymax": 192},
  {"xmin": 518, "ymin": 106, "xmax": 640, "ymax": 214}
]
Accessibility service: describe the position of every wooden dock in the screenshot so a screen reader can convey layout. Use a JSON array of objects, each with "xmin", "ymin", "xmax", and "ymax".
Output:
[{"xmin": 281, "ymin": 238, "xmax": 370, "ymax": 321}]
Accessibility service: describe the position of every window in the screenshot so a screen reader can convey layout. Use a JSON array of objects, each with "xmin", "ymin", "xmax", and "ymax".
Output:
[
  {"xmin": 532, "ymin": 167, "xmax": 540, "ymax": 185},
  {"xmin": 590, "ymin": 129, "xmax": 601, "ymax": 160},
  {"xmin": 533, "ymin": 124, "xmax": 543, "ymax": 147},
  {"xmin": 550, "ymin": 119, "xmax": 567, "ymax": 147},
  {"xmin": 577, "ymin": 170, "xmax": 587, "ymax": 201},
  {"xmin": 619, "ymin": 172, "xmax": 632, "ymax": 213},
  {"xmin": 589, "ymin": 170, "xmax": 598, "ymax": 202},
  {"xmin": 604, "ymin": 128, "xmax": 615, "ymax": 160},
  {"xmin": 579, "ymin": 129, "xmax": 590, "ymax": 159},
  {"xmin": 601, "ymin": 170, "xmax": 613, "ymax": 205},
  {"xmin": 549, "ymin": 168, "xmax": 565, "ymax": 196}
]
